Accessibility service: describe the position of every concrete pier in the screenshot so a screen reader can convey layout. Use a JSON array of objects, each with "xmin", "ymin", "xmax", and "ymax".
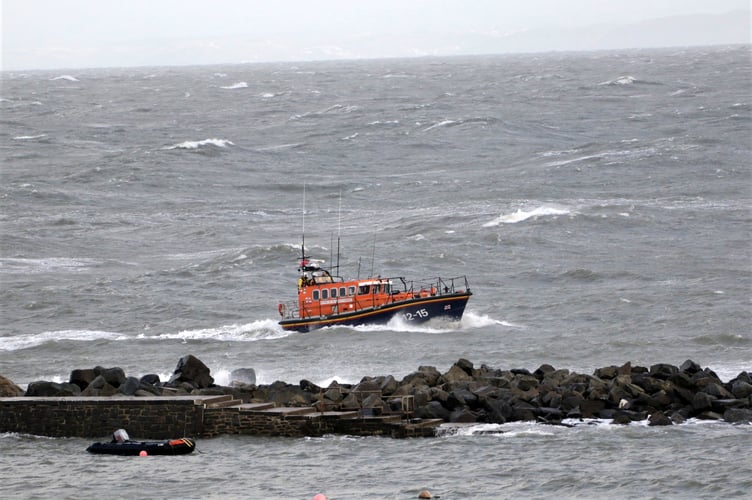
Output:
[{"xmin": 0, "ymin": 395, "xmax": 442, "ymax": 439}]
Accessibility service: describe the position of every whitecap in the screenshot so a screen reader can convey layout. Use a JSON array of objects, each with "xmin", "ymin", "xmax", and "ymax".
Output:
[
  {"xmin": 146, "ymin": 319, "xmax": 292, "ymax": 342},
  {"xmin": 598, "ymin": 75, "xmax": 636, "ymax": 86},
  {"xmin": 462, "ymin": 311, "xmax": 525, "ymax": 329},
  {"xmin": 0, "ymin": 330, "xmax": 125, "ymax": 351},
  {"xmin": 220, "ymin": 82, "xmax": 248, "ymax": 89},
  {"xmin": 423, "ymin": 119, "xmax": 458, "ymax": 132},
  {"xmin": 0, "ymin": 257, "xmax": 98, "ymax": 273},
  {"xmin": 483, "ymin": 207, "xmax": 571, "ymax": 226},
  {"xmin": 13, "ymin": 134, "xmax": 47, "ymax": 141},
  {"xmin": 50, "ymin": 75, "xmax": 79, "ymax": 82},
  {"xmin": 164, "ymin": 138, "xmax": 235, "ymax": 150}
]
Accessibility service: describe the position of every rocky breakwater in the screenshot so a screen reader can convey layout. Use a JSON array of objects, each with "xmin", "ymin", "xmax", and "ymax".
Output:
[{"xmin": 2, "ymin": 356, "xmax": 751, "ymax": 427}]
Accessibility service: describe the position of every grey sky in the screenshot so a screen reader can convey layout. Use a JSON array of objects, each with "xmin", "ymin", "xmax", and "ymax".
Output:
[{"xmin": 2, "ymin": 0, "xmax": 750, "ymax": 70}]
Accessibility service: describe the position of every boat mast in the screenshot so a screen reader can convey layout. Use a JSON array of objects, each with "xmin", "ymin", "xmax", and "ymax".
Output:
[
  {"xmin": 335, "ymin": 190, "xmax": 341, "ymax": 277},
  {"xmin": 301, "ymin": 183, "xmax": 306, "ymax": 266}
]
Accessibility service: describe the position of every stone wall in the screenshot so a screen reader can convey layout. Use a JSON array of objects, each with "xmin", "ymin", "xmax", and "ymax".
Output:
[
  {"xmin": 0, "ymin": 396, "xmax": 435, "ymax": 439},
  {"xmin": 0, "ymin": 396, "xmax": 205, "ymax": 439}
]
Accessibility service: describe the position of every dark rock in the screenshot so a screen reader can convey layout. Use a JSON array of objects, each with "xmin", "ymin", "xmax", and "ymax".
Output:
[
  {"xmin": 0, "ymin": 375, "xmax": 24, "ymax": 397},
  {"xmin": 299, "ymin": 379, "xmax": 321, "ymax": 393},
  {"xmin": 69, "ymin": 369, "xmax": 96, "ymax": 390},
  {"xmin": 542, "ymin": 369, "xmax": 570, "ymax": 386},
  {"xmin": 648, "ymin": 411, "xmax": 673, "ymax": 426},
  {"xmin": 594, "ymin": 366, "xmax": 619, "ymax": 380},
  {"xmin": 733, "ymin": 371, "xmax": 751, "ymax": 384},
  {"xmin": 533, "ymin": 364, "xmax": 556, "ymax": 380},
  {"xmin": 455, "ymin": 358, "xmax": 475, "ymax": 376},
  {"xmin": 697, "ymin": 410, "xmax": 723, "ymax": 420},
  {"xmin": 511, "ymin": 368, "xmax": 532, "ymax": 376},
  {"xmin": 631, "ymin": 373, "xmax": 669, "ymax": 394},
  {"xmin": 417, "ymin": 401, "xmax": 451, "ymax": 421},
  {"xmin": 514, "ymin": 375, "xmax": 539, "ymax": 392},
  {"xmin": 81, "ymin": 376, "xmax": 118, "ymax": 396},
  {"xmin": 447, "ymin": 388, "xmax": 478, "ymax": 409},
  {"xmin": 323, "ymin": 383, "xmax": 344, "ymax": 403},
  {"xmin": 140, "ymin": 374, "xmax": 161, "ymax": 386},
  {"xmin": 360, "ymin": 393, "xmax": 384, "ymax": 410},
  {"xmin": 561, "ymin": 391, "xmax": 584, "ymax": 412},
  {"xmin": 449, "ymin": 408, "xmax": 477, "ymax": 423},
  {"xmin": 649, "ymin": 363, "xmax": 679, "ymax": 380},
  {"xmin": 230, "ymin": 368, "xmax": 256, "ymax": 386},
  {"xmin": 580, "ymin": 399, "xmax": 606, "ymax": 418},
  {"xmin": 723, "ymin": 408, "xmax": 752, "ymax": 424},
  {"xmin": 25, "ymin": 381, "xmax": 81, "ymax": 397},
  {"xmin": 730, "ymin": 380, "xmax": 752, "ymax": 399},
  {"xmin": 99, "ymin": 367, "xmax": 127, "ymax": 388},
  {"xmin": 264, "ymin": 381, "xmax": 313, "ymax": 407},
  {"xmin": 482, "ymin": 398, "xmax": 512, "ymax": 423},
  {"xmin": 668, "ymin": 372, "xmax": 695, "ymax": 390},
  {"xmin": 136, "ymin": 380, "xmax": 163, "ymax": 396},
  {"xmin": 537, "ymin": 407, "xmax": 564, "ymax": 423},
  {"xmin": 442, "ymin": 364, "xmax": 473, "ymax": 385},
  {"xmin": 378, "ymin": 375, "xmax": 398, "ymax": 395},
  {"xmin": 416, "ymin": 366, "xmax": 442, "ymax": 386},
  {"xmin": 340, "ymin": 392, "xmax": 360, "ymax": 410},
  {"xmin": 679, "ymin": 359, "xmax": 702, "ymax": 374},
  {"xmin": 692, "ymin": 392, "xmax": 715, "ymax": 411},
  {"xmin": 119, "ymin": 376, "xmax": 141, "ymax": 396},
  {"xmin": 511, "ymin": 402, "xmax": 537, "ymax": 421},
  {"xmin": 702, "ymin": 382, "xmax": 734, "ymax": 399},
  {"xmin": 429, "ymin": 386, "xmax": 450, "ymax": 404},
  {"xmin": 169, "ymin": 355, "xmax": 214, "ymax": 389},
  {"xmin": 612, "ymin": 412, "xmax": 632, "ymax": 425},
  {"xmin": 670, "ymin": 412, "xmax": 687, "ymax": 424},
  {"xmin": 617, "ymin": 361, "xmax": 632, "ymax": 376},
  {"xmin": 711, "ymin": 399, "xmax": 747, "ymax": 413}
]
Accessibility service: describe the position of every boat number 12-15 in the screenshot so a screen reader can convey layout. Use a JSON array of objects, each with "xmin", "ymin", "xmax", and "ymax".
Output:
[{"xmin": 403, "ymin": 308, "xmax": 429, "ymax": 321}]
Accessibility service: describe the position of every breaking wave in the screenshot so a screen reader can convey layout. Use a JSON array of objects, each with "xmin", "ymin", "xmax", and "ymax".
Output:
[
  {"xmin": 50, "ymin": 75, "xmax": 79, "ymax": 82},
  {"xmin": 483, "ymin": 207, "xmax": 571, "ymax": 226},
  {"xmin": 164, "ymin": 138, "xmax": 235, "ymax": 150},
  {"xmin": 0, "ymin": 330, "xmax": 126, "ymax": 352},
  {"xmin": 141, "ymin": 319, "xmax": 291, "ymax": 342},
  {"xmin": 220, "ymin": 82, "xmax": 248, "ymax": 89}
]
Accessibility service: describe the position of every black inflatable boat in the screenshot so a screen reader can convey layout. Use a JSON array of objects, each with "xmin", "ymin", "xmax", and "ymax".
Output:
[{"xmin": 86, "ymin": 429, "xmax": 195, "ymax": 456}]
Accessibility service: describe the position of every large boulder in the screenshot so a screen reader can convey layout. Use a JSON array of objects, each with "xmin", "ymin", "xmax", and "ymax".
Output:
[
  {"xmin": 723, "ymin": 408, "xmax": 752, "ymax": 424},
  {"xmin": 69, "ymin": 369, "xmax": 97, "ymax": 391},
  {"xmin": 0, "ymin": 375, "xmax": 24, "ymax": 397},
  {"xmin": 168, "ymin": 355, "xmax": 214, "ymax": 389},
  {"xmin": 230, "ymin": 368, "xmax": 256, "ymax": 386},
  {"xmin": 95, "ymin": 366, "xmax": 127, "ymax": 388},
  {"xmin": 25, "ymin": 380, "xmax": 81, "ymax": 397},
  {"xmin": 81, "ymin": 375, "xmax": 118, "ymax": 396}
]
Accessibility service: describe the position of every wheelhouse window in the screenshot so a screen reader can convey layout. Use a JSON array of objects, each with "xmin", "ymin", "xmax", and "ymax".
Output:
[
  {"xmin": 358, "ymin": 285, "xmax": 370, "ymax": 295},
  {"xmin": 330, "ymin": 288, "xmax": 337, "ymax": 298},
  {"xmin": 312, "ymin": 290, "xmax": 320, "ymax": 300},
  {"xmin": 339, "ymin": 287, "xmax": 346, "ymax": 297},
  {"xmin": 348, "ymin": 286, "xmax": 355, "ymax": 296},
  {"xmin": 322, "ymin": 289, "xmax": 329, "ymax": 300}
]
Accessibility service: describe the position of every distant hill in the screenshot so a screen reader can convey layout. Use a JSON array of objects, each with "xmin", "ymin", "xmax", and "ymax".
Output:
[{"xmin": 312, "ymin": 9, "xmax": 752, "ymax": 59}]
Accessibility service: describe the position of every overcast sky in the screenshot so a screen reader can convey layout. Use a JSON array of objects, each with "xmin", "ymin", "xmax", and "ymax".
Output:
[{"xmin": 2, "ymin": 0, "xmax": 750, "ymax": 71}]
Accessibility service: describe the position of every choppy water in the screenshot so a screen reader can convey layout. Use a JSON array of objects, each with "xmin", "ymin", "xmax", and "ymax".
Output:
[{"xmin": 1, "ymin": 45, "xmax": 750, "ymax": 498}]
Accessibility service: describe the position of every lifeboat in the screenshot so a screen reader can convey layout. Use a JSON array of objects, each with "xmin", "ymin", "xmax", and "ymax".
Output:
[
  {"xmin": 278, "ymin": 253, "xmax": 472, "ymax": 332},
  {"xmin": 86, "ymin": 429, "xmax": 195, "ymax": 456}
]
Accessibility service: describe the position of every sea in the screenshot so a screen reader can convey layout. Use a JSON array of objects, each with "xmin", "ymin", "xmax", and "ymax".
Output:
[{"xmin": 1, "ymin": 45, "xmax": 750, "ymax": 499}]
